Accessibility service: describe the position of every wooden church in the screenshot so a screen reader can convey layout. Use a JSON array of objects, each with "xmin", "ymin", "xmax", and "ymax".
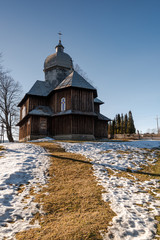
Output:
[{"xmin": 17, "ymin": 39, "xmax": 110, "ymax": 141}]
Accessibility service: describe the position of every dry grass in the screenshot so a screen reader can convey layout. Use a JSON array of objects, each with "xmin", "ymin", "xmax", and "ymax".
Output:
[
  {"xmin": 0, "ymin": 145, "xmax": 5, "ymax": 160},
  {"xmin": 16, "ymin": 142, "xmax": 115, "ymax": 240},
  {"xmin": 0, "ymin": 146, "xmax": 4, "ymax": 151}
]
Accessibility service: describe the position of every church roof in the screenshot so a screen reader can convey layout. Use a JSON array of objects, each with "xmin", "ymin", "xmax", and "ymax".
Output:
[
  {"xmin": 55, "ymin": 71, "xmax": 97, "ymax": 93},
  {"xmin": 94, "ymin": 98, "xmax": 104, "ymax": 105},
  {"xmin": 97, "ymin": 113, "xmax": 111, "ymax": 121},
  {"xmin": 44, "ymin": 52, "xmax": 73, "ymax": 70},
  {"xmin": 18, "ymin": 81, "xmax": 54, "ymax": 107},
  {"xmin": 29, "ymin": 106, "xmax": 53, "ymax": 116},
  {"xmin": 52, "ymin": 110, "xmax": 97, "ymax": 117},
  {"xmin": 44, "ymin": 40, "xmax": 73, "ymax": 71},
  {"xmin": 28, "ymin": 80, "xmax": 53, "ymax": 96}
]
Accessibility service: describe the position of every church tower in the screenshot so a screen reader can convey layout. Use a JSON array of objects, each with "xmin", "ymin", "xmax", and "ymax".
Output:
[{"xmin": 43, "ymin": 40, "xmax": 73, "ymax": 88}]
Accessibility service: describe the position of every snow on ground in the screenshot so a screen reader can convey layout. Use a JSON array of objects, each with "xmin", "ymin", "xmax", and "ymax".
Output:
[
  {"xmin": 60, "ymin": 140, "xmax": 160, "ymax": 240},
  {"xmin": 29, "ymin": 137, "xmax": 55, "ymax": 142},
  {"xmin": 0, "ymin": 143, "xmax": 49, "ymax": 240}
]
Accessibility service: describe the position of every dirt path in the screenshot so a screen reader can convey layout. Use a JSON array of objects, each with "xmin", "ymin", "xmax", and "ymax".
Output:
[{"xmin": 16, "ymin": 142, "xmax": 115, "ymax": 240}]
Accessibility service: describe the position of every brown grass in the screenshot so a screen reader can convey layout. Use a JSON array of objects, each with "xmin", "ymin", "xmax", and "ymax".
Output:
[
  {"xmin": 16, "ymin": 142, "xmax": 115, "ymax": 240},
  {"xmin": 0, "ymin": 146, "xmax": 4, "ymax": 152}
]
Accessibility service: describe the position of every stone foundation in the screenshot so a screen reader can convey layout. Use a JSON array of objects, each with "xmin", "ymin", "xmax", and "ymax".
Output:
[{"xmin": 53, "ymin": 134, "xmax": 95, "ymax": 141}]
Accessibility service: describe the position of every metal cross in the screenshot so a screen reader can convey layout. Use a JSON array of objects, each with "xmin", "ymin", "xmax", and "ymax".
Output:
[{"xmin": 58, "ymin": 32, "xmax": 62, "ymax": 40}]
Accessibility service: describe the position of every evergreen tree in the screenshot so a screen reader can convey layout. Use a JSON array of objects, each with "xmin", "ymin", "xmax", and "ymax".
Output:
[
  {"xmin": 123, "ymin": 114, "xmax": 128, "ymax": 133},
  {"xmin": 120, "ymin": 114, "xmax": 124, "ymax": 134},
  {"xmin": 112, "ymin": 119, "xmax": 115, "ymax": 136},
  {"xmin": 127, "ymin": 111, "xmax": 136, "ymax": 134},
  {"xmin": 117, "ymin": 114, "xmax": 121, "ymax": 134},
  {"xmin": 114, "ymin": 116, "xmax": 117, "ymax": 134}
]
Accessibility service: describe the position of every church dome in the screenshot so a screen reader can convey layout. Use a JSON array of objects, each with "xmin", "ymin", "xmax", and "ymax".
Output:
[{"xmin": 44, "ymin": 40, "xmax": 73, "ymax": 71}]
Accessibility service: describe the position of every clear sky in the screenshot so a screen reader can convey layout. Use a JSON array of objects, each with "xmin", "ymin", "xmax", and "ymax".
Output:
[{"xmin": 0, "ymin": 0, "xmax": 160, "ymax": 133}]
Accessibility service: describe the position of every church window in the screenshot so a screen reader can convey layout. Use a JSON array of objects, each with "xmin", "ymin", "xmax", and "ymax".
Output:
[
  {"xmin": 22, "ymin": 106, "xmax": 26, "ymax": 119},
  {"xmin": 61, "ymin": 97, "xmax": 66, "ymax": 111},
  {"xmin": 40, "ymin": 117, "xmax": 47, "ymax": 132}
]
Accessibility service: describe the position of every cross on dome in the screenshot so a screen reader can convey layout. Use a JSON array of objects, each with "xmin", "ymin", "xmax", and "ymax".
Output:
[
  {"xmin": 58, "ymin": 31, "xmax": 62, "ymax": 41},
  {"xmin": 56, "ymin": 32, "xmax": 64, "ymax": 52}
]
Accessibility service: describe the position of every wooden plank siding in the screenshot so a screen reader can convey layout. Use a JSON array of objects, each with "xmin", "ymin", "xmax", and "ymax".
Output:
[
  {"xmin": 94, "ymin": 103, "xmax": 100, "ymax": 113},
  {"xmin": 31, "ymin": 116, "xmax": 51, "ymax": 136},
  {"xmin": 71, "ymin": 89, "xmax": 94, "ymax": 112},
  {"xmin": 94, "ymin": 120, "xmax": 108, "ymax": 138},
  {"xmin": 49, "ymin": 89, "xmax": 71, "ymax": 113},
  {"xmin": 19, "ymin": 117, "xmax": 31, "ymax": 140},
  {"xmin": 20, "ymin": 96, "xmax": 48, "ymax": 121},
  {"xmin": 52, "ymin": 115, "xmax": 71, "ymax": 135},
  {"xmin": 72, "ymin": 115, "xmax": 94, "ymax": 135},
  {"xmin": 29, "ymin": 96, "xmax": 48, "ymax": 112},
  {"xmin": 20, "ymin": 99, "xmax": 29, "ymax": 120}
]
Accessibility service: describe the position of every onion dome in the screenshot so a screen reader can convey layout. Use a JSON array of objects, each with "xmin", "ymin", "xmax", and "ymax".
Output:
[{"xmin": 44, "ymin": 40, "xmax": 73, "ymax": 71}]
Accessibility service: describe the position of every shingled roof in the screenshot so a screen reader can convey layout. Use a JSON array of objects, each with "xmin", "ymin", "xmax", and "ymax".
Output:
[
  {"xmin": 55, "ymin": 71, "xmax": 97, "ymax": 95},
  {"xmin": 29, "ymin": 106, "xmax": 53, "ymax": 116},
  {"xmin": 94, "ymin": 98, "xmax": 104, "ymax": 105},
  {"xmin": 18, "ymin": 80, "xmax": 54, "ymax": 107},
  {"xmin": 28, "ymin": 80, "xmax": 53, "ymax": 96},
  {"xmin": 97, "ymin": 113, "xmax": 111, "ymax": 121},
  {"xmin": 18, "ymin": 71, "xmax": 98, "ymax": 107}
]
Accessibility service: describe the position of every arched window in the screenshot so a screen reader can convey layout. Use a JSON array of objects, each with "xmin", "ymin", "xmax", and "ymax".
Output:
[{"xmin": 61, "ymin": 97, "xmax": 66, "ymax": 111}]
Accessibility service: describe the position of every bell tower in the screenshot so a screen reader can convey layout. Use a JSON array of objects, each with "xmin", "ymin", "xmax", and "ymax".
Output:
[{"xmin": 43, "ymin": 35, "xmax": 73, "ymax": 88}]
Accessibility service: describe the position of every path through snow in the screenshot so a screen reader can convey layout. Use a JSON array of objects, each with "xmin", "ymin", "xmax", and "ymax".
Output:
[
  {"xmin": 60, "ymin": 140, "xmax": 160, "ymax": 240},
  {"xmin": 0, "ymin": 143, "xmax": 49, "ymax": 240}
]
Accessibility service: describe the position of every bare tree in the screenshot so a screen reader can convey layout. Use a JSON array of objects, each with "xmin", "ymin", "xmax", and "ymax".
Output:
[
  {"xmin": 74, "ymin": 63, "xmax": 94, "ymax": 86},
  {"xmin": 0, "ymin": 56, "xmax": 21, "ymax": 142},
  {"xmin": 74, "ymin": 64, "xmax": 89, "ymax": 79}
]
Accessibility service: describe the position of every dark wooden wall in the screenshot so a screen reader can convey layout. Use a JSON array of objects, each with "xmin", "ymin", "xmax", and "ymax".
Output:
[
  {"xmin": 51, "ymin": 115, "xmax": 94, "ymax": 136},
  {"xmin": 94, "ymin": 103, "xmax": 100, "ymax": 113},
  {"xmin": 52, "ymin": 115, "xmax": 71, "ymax": 135},
  {"xmin": 71, "ymin": 89, "xmax": 94, "ymax": 112},
  {"xmin": 94, "ymin": 120, "xmax": 108, "ymax": 138},
  {"xmin": 20, "ymin": 96, "xmax": 48, "ymax": 121},
  {"xmin": 29, "ymin": 96, "xmax": 48, "ymax": 111},
  {"xmin": 49, "ymin": 88, "xmax": 71, "ymax": 113},
  {"xmin": 20, "ymin": 99, "xmax": 29, "ymax": 120},
  {"xmin": 19, "ymin": 117, "xmax": 31, "ymax": 140},
  {"xmin": 72, "ymin": 115, "xmax": 94, "ymax": 135},
  {"xmin": 31, "ymin": 116, "xmax": 51, "ymax": 136}
]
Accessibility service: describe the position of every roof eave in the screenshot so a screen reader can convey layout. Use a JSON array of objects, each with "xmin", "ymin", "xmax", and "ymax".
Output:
[{"xmin": 17, "ymin": 94, "xmax": 29, "ymax": 107}]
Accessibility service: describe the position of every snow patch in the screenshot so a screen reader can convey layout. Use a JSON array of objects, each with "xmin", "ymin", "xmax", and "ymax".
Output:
[
  {"xmin": 60, "ymin": 140, "xmax": 160, "ymax": 240},
  {"xmin": 0, "ymin": 143, "xmax": 49, "ymax": 239},
  {"xmin": 29, "ymin": 137, "xmax": 54, "ymax": 142}
]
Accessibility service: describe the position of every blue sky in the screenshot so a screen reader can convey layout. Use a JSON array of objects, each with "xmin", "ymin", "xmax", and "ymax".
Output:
[{"xmin": 0, "ymin": 0, "xmax": 160, "ymax": 133}]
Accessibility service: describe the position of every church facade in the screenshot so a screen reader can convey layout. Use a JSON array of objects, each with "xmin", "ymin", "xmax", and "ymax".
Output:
[{"xmin": 17, "ymin": 40, "xmax": 110, "ymax": 141}]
